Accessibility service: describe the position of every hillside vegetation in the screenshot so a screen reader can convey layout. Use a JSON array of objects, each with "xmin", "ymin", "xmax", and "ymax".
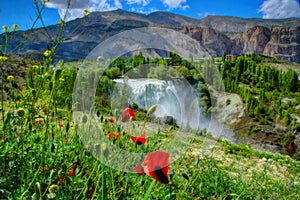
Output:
[{"xmin": 1, "ymin": 51, "xmax": 300, "ymax": 199}]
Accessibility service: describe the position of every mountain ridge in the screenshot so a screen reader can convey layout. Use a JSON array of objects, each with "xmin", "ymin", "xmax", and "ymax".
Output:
[{"xmin": 1, "ymin": 9, "xmax": 300, "ymax": 63}]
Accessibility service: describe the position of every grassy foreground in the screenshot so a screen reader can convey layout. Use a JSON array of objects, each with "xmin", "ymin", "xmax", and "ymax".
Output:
[
  {"xmin": 1, "ymin": 115, "xmax": 299, "ymax": 199},
  {"xmin": 0, "ymin": 54, "xmax": 299, "ymax": 199}
]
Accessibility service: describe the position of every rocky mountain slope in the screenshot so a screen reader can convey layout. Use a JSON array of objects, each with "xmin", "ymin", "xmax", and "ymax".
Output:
[{"xmin": 1, "ymin": 9, "xmax": 299, "ymax": 63}]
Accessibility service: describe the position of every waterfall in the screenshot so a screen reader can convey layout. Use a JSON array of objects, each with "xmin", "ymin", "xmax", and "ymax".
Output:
[{"xmin": 113, "ymin": 78, "xmax": 206, "ymax": 130}]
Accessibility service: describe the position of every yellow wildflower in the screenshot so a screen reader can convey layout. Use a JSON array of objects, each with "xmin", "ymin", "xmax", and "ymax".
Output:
[
  {"xmin": 49, "ymin": 184, "xmax": 58, "ymax": 193},
  {"xmin": 44, "ymin": 50, "xmax": 52, "ymax": 57},
  {"xmin": 12, "ymin": 24, "xmax": 19, "ymax": 30},
  {"xmin": 59, "ymin": 19, "xmax": 66, "ymax": 27},
  {"xmin": 83, "ymin": 8, "xmax": 90, "ymax": 16},
  {"xmin": 7, "ymin": 75, "xmax": 14, "ymax": 81},
  {"xmin": 47, "ymin": 193, "xmax": 56, "ymax": 199},
  {"xmin": 32, "ymin": 65, "xmax": 39, "ymax": 70},
  {"xmin": 2, "ymin": 25, "xmax": 9, "ymax": 32},
  {"xmin": 0, "ymin": 56, "xmax": 8, "ymax": 62}
]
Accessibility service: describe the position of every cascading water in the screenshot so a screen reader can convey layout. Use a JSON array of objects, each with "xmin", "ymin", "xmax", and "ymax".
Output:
[{"xmin": 113, "ymin": 78, "xmax": 206, "ymax": 130}]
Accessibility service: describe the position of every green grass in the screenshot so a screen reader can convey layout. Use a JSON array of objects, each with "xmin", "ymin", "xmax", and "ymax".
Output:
[
  {"xmin": 1, "ymin": 55, "xmax": 300, "ymax": 199},
  {"xmin": 1, "ymin": 109, "xmax": 299, "ymax": 199}
]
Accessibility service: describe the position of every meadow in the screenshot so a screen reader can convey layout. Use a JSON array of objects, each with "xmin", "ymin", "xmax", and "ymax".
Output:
[
  {"xmin": 1, "ymin": 51, "xmax": 300, "ymax": 199},
  {"xmin": 1, "ymin": 2, "xmax": 300, "ymax": 198}
]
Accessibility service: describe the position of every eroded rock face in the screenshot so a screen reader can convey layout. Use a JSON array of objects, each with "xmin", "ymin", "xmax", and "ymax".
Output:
[
  {"xmin": 263, "ymin": 26, "xmax": 300, "ymax": 63},
  {"xmin": 231, "ymin": 25, "xmax": 300, "ymax": 63},
  {"xmin": 234, "ymin": 26, "xmax": 271, "ymax": 54},
  {"xmin": 182, "ymin": 26, "xmax": 232, "ymax": 56}
]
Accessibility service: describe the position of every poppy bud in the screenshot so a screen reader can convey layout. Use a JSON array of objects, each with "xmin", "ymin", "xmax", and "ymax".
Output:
[
  {"xmin": 147, "ymin": 104, "xmax": 157, "ymax": 116},
  {"xmin": 16, "ymin": 108, "xmax": 26, "ymax": 117},
  {"xmin": 96, "ymin": 110, "xmax": 100, "ymax": 117},
  {"xmin": 32, "ymin": 89, "xmax": 36, "ymax": 96},
  {"xmin": 66, "ymin": 123, "xmax": 70, "ymax": 132},
  {"xmin": 69, "ymin": 162, "xmax": 79, "ymax": 177},
  {"xmin": 49, "ymin": 81, "xmax": 53, "ymax": 91},
  {"xmin": 182, "ymin": 173, "xmax": 189, "ymax": 180}
]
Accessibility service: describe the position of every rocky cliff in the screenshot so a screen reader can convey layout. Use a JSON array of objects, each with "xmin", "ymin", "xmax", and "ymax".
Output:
[{"xmin": 231, "ymin": 26, "xmax": 300, "ymax": 63}]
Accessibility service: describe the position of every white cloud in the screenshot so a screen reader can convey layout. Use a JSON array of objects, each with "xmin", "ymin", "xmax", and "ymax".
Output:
[
  {"xmin": 45, "ymin": 0, "xmax": 123, "ymax": 21},
  {"xmin": 130, "ymin": 7, "xmax": 158, "ymax": 14},
  {"xmin": 126, "ymin": 0, "xmax": 151, "ymax": 6},
  {"xmin": 44, "ymin": 0, "xmax": 191, "ymax": 20},
  {"xmin": 161, "ymin": 0, "xmax": 188, "ymax": 9},
  {"xmin": 197, "ymin": 12, "xmax": 216, "ymax": 18},
  {"xmin": 259, "ymin": 0, "xmax": 300, "ymax": 18}
]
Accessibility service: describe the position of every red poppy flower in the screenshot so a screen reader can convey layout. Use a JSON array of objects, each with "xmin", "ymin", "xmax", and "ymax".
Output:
[
  {"xmin": 87, "ymin": 187, "xmax": 94, "ymax": 197},
  {"xmin": 98, "ymin": 103, "xmax": 105, "ymax": 108},
  {"xmin": 58, "ymin": 175, "xmax": 65, "ymax": 185},
  {"xmin": 109, "ymin": 117, "xmax": 115, "ymax": 123},
  {"xmin": 106, "ymin": 132, "xmax": 120, "ymax": 139},
  {"xmin": 121, "ymin": 107, "xmax": 136, "ymax": 122},
  {"xmin": 134, "ymin": 163, "xmax": 145, "ymax": 175},
  {"xmin": 130, "ymin": 130, "xmax": 146, "ymax": 145},
  {"xmin": 143, "ymin": 151, "xmax": 170, "ymax": 184},
  {"xmin": 0, "ymin": 133, "xmax": 6, "ymax": 140},
  {"xmin": 69, "ymin": 162, "xmax": 79, "ymax": 177},
  {"xmin": 36, "ymin": 119, "xmax": 43, "ymax": 124},
  {"xmin": 57, "ymin": 122, "xmax": 64, "ymax": 127}
]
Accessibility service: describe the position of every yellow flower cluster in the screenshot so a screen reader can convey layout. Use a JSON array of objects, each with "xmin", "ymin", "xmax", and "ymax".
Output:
[
  {"xmin": 59, "ymin": 19, "xmax": 66, "ymax": 27},
  {"xmin": 2, "ymin": 24, "xmax": 19, "ymax": 32},
  {"xmin": 7, "ymin": 75, "xmax": 14, "ymax": 81},
  {"xmin": 2, "ymin": 25, "xmax": 9, "ymax": 32},
  {"xmin": 0, "ymin": 56, "xmax": 8, "ymax": 62},
  {"xmin": 32, "ymin": 65, "xmax": 39, "ymax": 70},
  {"xmin": 12, "ymin": 24, "xmax": 19, "ymax": 30},
  {"xmin": 83, "ymin": 8, "xmax": 90, "ymax": 16},
  {"xmin": 44, "ymin": 50, "xmax": 52, "ymax": 57}
]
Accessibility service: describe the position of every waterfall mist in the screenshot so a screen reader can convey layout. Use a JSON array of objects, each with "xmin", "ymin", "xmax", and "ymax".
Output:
[{"xmin": 112, "ymin": 78, "xmax": 237, "ymax": 143}]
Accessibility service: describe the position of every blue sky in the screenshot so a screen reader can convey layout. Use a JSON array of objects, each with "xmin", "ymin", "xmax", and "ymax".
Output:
[{"xmin": 1, "ymin": 0, "xmax": 300, "ymax": 33}]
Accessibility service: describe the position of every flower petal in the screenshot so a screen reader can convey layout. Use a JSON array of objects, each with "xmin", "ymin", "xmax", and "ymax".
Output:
[
  {"xmin": 134, "ymin": 163, "xmax": 145, "ymax": 175},
  {"xmin": 121, "ymin": 107, "xmax": 136, "ymax": 122},
  {"xmin": 143, "ymin": 151, "xmax": 170, "ymax": 184},
  {"xmin": 130, "ymin": 130, "xmax": 146, "ymax": 145}
]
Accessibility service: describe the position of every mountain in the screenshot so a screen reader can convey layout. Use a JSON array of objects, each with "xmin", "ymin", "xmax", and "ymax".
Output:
[
  {"xmin": 1, "ymin": 9, "xmax": 300, "ymax": 63},
  {"xmin": 146, "ymin": 11, "xmax": 201, "ymax": 25}
]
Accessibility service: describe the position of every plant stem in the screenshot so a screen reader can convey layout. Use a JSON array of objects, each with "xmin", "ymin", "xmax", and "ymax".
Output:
[
  {"xmin": 101, "ymin": 162, "xmax": 106, "ymax": 200},
  {"xmin": 1, "ymin": 65, "xmax": 5, "ymax": 134},
  {"xmin": 143, "ymin": 180, "xmax": 156, "ymax": 200}
]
